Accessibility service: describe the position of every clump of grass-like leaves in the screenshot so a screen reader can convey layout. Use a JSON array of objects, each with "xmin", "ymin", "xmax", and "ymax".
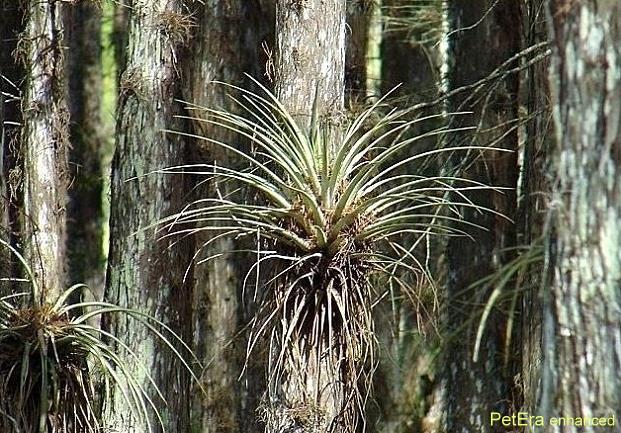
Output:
[
  {"xmin": 471, "ymin": 243, "xmax": 544, "ymax": 364},
  {"xmin": 383, "ymin": 0, "xmax": 443, "ymax": 46},
  {"xmin": 0, "ymin": 240, "xmax": 202, "ymax": 433},
  {"xmin": 158, "ymin": 77, "xmax": 507, "ymax": 432}
]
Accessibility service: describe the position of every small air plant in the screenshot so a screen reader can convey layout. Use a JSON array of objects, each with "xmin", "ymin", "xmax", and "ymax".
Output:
[
  {"xmin": 0, "ymin": 239, "xmax": 202, "ymax": 433},
  {"xmin": 158, "ymin": 77, "xmax": 508, "ymax": 431},
  {"xmin": 154, "ymin": 10, "xmax": 195, "ymax": 46}
]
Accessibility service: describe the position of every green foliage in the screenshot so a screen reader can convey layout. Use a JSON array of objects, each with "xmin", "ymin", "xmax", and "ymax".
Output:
[
  {"xmin": 471, "ymin": 244, "xmax": 544, "ymax": 364},
  {"xmin": 0, "ymin": 239, "xmax": 202, "ymax": 433},
  {"xmin": 158, "ymin": 77, "xmax": 509, "ymax": 431}
]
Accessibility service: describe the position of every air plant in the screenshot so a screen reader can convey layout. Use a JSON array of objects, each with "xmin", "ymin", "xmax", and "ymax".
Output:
[
  {"xmin": 158, "ymin": 77, "xmax": 509, "ymax": 431},
  {"xmin": 0, "ymin": 239, "xmax": 202, "ymax": 433}
]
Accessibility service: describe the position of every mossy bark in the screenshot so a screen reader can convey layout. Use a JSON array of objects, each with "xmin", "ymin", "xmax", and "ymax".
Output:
[
  {"xmin": 103, "ymin": 1, "xmax": 194, "ymax": 431},
  {"xmin": 544, "ymin": 2, "xmax": 621, "ymax": 430}
]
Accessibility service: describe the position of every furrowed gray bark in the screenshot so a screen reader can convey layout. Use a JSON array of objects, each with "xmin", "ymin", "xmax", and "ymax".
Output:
[
  {"xmin": 103, "ymin": 2, "xmax": 194, "ymax": 431},
  {"xmin": 444, "ymin": 1, "xmax": 521, "ymax": 432},
  {"xmin": 275, "ymin": 0, "xmax": 346, "ymax": 125},
  {"xmin": 270, "ymin": 1, "xmax": 349, "ymax": 431},
  {"xmin": 21, "ymin": 0, "xmax": 70, "ymax": 302},
  {"xmin": 545, "ymin": 1, "xmax": 621, "ymax": 430}
]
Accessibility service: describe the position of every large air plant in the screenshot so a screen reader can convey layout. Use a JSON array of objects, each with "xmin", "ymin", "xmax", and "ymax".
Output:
[
  {"xmin": 0, "ymin": 240, "xmax": 202, "ymax": 433},
  {"xmin": 159, "ymin": 78, "xmax": 508, "ymax": 431}
]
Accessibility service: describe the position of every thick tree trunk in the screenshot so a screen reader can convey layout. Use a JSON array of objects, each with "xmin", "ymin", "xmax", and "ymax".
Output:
[
  {"xmin": 443, "ymin": 1, "xmax": 521, "ymax": 432},
  {"xmin": 103, "ymin": 2, "xmax": 194, "ymax": 432},
  {"xmin": 545, "ymin": 2, "xmax": 621, "ymax": 430},
  {"xmin": 269, "ymin": 1, "xmax": 348, "ymax": 432},
  {"xmin": 64, "ymin": 3, "xmax": 105, "ymax": 290},
  {"xmin": 275, "ymin": 0, "xmax": 346, "ymax": 124},
  {"xmin": 21, "ymin": 0, "xmax": 70, "ymax": 302},
  {"xmin": 182, "ymin": 1, "xmax": 248, "ymax": 431}
]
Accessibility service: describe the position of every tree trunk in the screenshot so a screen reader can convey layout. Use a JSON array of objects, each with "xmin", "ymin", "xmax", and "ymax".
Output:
[
  {"xmin": 268, "ymin": 1, "xmax": 348, "ymax": 432},
  {"xmin": 443, "ymin": 1, "xmax": 521, "ymax": 432},
  {"xmin": 64, "ymin": 3, "xmax": 105, "ymax": 290},
  {"xmin": 275, "ymin": 0, "xmax": 346, "ymax": 125},
  {"xmin": 545, "ymin": 2, "xmax": 621, "ymax": 430},
  {"xmin": 103, "ymin": 2, "xmax": 194, "ymax": 432},
  {"xmin": 21, "ymin": 0, "xmax": 70, "ymax": 302},
  {"xmin": 0, "ymin": 0, "xmax": 25, "ymax": 297},
  {"xmin": 182, "ymin": 1, "xmax": 248, "ymax": 431},
  {"xmin": 345, "ymin": 0, "xmax": 372, "ymax": 104},
  {"xmin": 182, "ymin": 2, "xmax": 275, "ymax": 431},
  {"xmin": 516, "ymin": 0, "xmax": 551, "ymax": 424}
]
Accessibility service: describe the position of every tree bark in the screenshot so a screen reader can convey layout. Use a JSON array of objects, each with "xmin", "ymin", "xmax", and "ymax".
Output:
[
  {"xmin": 275, "ymin": 0, "xmax": 346, "ymax": 126},
  {"xmin": 63, "ymin": 2, "xmax": 105, "ymax": 290},
  {"xmin": 545, "ymin": 1, "xmax": 621, "ymax": 430},
  {"xmin": 443, "ymin": 1, "xmax": 521, "ymax": 432},
  {"xmin": 21, "ymin": 0, "xmax": 70, "ymax": 302},
  {"xmin": 516, "ymin": 0, "xmax": 551, "ymax": 425},
  {"xmin": 269, "ymin": 1, "xmax": 348, "ymax": 432},
  {"xmin": 182, "ymin": 1, "xmax": 250, "ymax": 431},
  {"xmin": 103, "ymin": 2, "xmax": 194, "ymax": 431}
]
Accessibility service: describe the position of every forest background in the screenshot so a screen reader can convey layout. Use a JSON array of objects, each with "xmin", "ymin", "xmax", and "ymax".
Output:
[{"xmin": 0, "ymin": 1, "xmax": 620, "ymax": 433}]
